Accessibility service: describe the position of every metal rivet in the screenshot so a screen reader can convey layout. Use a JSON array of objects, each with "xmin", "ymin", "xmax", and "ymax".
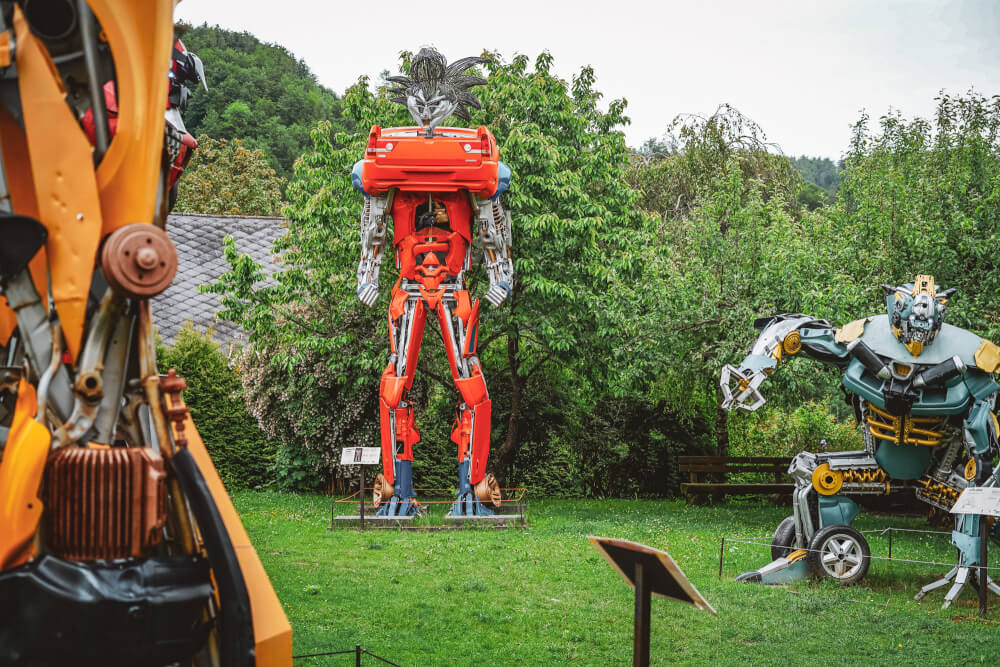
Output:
[{"xmin": 76, "ymin": 213, "xmax": 84, "ymax": 221}]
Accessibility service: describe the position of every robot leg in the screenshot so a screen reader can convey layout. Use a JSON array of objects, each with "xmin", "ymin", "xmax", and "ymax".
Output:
[
  {"xmin": 375, "ymin": 296, "xmax": 426, "ymax": 517},
  {"xmin": 916, "ymin": 402, "xmax": 1000, "ymax": 607},
  {"xmin": 738, "ymin": 452, "xmax": 867, "ymax": 585},
  {"xmin": 438, "ymin": 298, "xmax": 499, "ymax": 516}
]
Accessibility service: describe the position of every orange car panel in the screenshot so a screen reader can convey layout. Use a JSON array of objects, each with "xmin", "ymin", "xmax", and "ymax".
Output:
[
  {"xmin": 359, "ymin": 125, "xmax": 499, "ymax": 198},
  {"xmin": 0, "ymin": 379, "xmax": 50, "ymax": 570},
  {"xmin": 0, "ymin": 107, "xmax": 48, "ymax": 341}
]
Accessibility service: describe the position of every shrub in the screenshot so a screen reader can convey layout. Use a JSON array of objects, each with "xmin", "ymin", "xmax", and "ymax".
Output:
[
  {"xmin": 728, "ymin": 400, "xmax": 864, "ymax": 458},
  {"xmin": 158, "ymin": 324, "xmax": 276, "ymax": 489}
]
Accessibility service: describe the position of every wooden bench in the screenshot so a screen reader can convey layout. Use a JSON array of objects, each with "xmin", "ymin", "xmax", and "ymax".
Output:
[{"xmin": 678, "ymin": 456, "xmax": 794, "ymax": 503}]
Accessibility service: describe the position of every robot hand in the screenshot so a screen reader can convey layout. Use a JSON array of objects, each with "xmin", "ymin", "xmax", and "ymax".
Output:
[
  {"xmin": 485, "ymin": 281, "xmax": 510, "ymax": 307},
  {"xmin": 357, "ymin": 282, "xmax": 378, "ymax": 307},
  {"xmin": 719, "ymin": 360, "xmax": 770, "ymax": 412}
]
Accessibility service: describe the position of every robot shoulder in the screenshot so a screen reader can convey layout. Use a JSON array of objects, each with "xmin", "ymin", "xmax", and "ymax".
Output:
[
  {"xmin": 974, "ymin": 338, "xmax": 1000, "ymax": 373},
  {"xmin": 834, "ymin": 316, "xmax": 874, "ymax": 344}
]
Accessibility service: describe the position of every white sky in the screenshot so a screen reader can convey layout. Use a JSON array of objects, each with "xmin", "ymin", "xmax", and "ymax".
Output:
[{"xmin": 176, "ymin": 0, "xmax": 1000, "ymax": 160}]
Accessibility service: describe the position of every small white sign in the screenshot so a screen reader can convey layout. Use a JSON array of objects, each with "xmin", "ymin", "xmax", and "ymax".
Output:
[
  {"xmin": 950, "ymin": 487, "xmax": 1000, "ymax": 517},
  {"xmin": 340, "ymin": 447, "xmax": 381, "ymax": 466}
]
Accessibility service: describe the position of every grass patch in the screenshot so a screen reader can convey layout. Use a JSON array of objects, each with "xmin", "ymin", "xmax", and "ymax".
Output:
[{"xmin": 233, "ymin": 492, "xmax": 1000, "ymax": 665}]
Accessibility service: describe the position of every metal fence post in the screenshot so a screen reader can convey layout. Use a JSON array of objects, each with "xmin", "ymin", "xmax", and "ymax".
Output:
[
  {"xmin": 359, "ymin": 466, "xmax": 366, "ymax": 531},
  {"xmin": 356, "ymin": 643, "xmax": 362, "ymax": 667}
]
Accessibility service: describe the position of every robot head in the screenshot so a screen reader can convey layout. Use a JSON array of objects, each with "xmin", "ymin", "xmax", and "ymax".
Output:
[
  {"xmin": 881, "ymin": 275, "xmax": 956, "ymax": 356},
  {"xmin": 385, "ymin": 48, "xmax": 489, "ymax": 136},
  {"xmin": 168, "ymin": 39, "xmax": 207, "ymax": 113}
]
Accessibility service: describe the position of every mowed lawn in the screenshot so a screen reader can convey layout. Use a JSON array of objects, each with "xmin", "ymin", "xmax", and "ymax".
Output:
[{"xmin": 233, "ymin": 492, "xmax": 1000, "ymax": 666}]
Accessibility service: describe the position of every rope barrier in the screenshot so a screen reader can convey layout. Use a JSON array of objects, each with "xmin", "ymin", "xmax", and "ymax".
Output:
[
  {"xmin": 333, "ymin": 487, "xmax": 527, "ymax": 504},
  {"xmin": 293, "ymin": 644, "xmax": 403, "ymax": 666}
]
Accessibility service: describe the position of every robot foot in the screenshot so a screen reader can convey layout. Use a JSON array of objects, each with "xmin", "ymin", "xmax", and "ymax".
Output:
[
  {"xmin": 914, "ymin": 566, "xmax": 1000, "ymax": 608},
  {"xmin": 735, "ymin": 551, "xmax": 810, "ymax": 585},
  {"xmin": 374, "ymin": 496, "xmax": 424, "ymax": 517},
  {"xmin": 448, "ymin": 492, "xmax": 495, "ymax": 517}
]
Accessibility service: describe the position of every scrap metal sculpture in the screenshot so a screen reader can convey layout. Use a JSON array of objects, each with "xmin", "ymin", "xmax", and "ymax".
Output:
[
  {"xmin": 0, "ymin": 2, "xmax": 290, "ymax": 664},
  {"xmin": 352, "ymin": 48, "xmax": 513, "ymax": 517},
  {"xmin": 721, "ymin": 275, "xmax": 1000, "ymax": 606}
]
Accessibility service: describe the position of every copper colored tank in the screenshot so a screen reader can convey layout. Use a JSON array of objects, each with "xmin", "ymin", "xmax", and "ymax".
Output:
[{"xmin": 44, "ymin": 447, "xmax": 167, "ymax": 561}]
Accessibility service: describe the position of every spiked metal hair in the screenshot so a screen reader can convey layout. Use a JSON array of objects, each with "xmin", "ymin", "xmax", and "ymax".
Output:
[{"xmin": 386, "ymin": 48, "xmax": 489, "ymax": 136}]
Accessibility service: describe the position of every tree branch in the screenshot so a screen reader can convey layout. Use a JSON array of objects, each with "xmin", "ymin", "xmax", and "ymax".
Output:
[
  {"xmin": 522, "ymin": 352, "xmax": 554, "ymax": 381},
  {"xmin": 417, "ymin": 360, "xmax": 453, "ymax": 390},
  {"xmin": 477, "ymin": 331, "xmax": 505, "ymax": 354},
  {"xmin": 280, "ymin": 312, "xmax": 333, "ymax": 338},
  {"xmin": 675, "ymin": 317, "xmax": 721, "ymax": 333}
]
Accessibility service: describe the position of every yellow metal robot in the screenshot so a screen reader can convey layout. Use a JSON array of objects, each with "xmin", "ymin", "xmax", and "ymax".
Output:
[{"xmin": 0, "ymin": 2, "xmax": 291, "ymax": 664}]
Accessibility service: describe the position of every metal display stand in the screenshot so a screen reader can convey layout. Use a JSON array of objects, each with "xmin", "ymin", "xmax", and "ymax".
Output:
[{"xmin": 589, "ymin": 537, "xmax": 716, "ymax": 667}]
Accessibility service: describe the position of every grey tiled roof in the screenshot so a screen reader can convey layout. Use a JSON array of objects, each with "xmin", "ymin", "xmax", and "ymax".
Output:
[{"xmin": 153, "ymin": 214, "xmax": 285, "ymax": 344}]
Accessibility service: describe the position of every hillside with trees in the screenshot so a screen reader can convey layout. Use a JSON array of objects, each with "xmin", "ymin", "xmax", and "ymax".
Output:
[{"xmin": 176, "ymin": 22, "xmax": 348, "ymax": 181}]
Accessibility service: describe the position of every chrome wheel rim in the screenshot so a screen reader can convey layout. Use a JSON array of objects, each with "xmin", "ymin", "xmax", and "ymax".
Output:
[{"xmin": 818, "ymin": 534, "xmax": 865, "ymax": 579}]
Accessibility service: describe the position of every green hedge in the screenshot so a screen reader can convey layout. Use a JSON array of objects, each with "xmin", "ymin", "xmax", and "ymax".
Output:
[{"xmin": 158, "ymin": 324, "xmax": 276, "ymax": 489}]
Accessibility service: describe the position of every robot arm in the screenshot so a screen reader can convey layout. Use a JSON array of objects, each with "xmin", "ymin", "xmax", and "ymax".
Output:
[
  {"xmin": 356, "ymin": 193, "xmax": 391, "ymax": 307},
  {"xmin": 721, "ymin": 314, "xmax": 845, "ymax": 412},
  {"xmin": 964, "ymin": 398, "xmax": 999, "ymax": 485},
  {"xmin": 473, "ymin": 195, "xmax": 514, "ymax": 307}
]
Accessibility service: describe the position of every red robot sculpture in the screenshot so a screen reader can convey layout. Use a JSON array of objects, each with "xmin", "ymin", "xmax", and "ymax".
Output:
[
  {"xmin": 352, "ymin": 49, "xmax": 513, "ymax": 517},
  {"xmin": 83, "ymin": 36, "xmax": 206, "ymax": 209}
]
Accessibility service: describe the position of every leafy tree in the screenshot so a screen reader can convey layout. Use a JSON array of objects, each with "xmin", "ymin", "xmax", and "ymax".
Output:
[
  {"xmin": 207, "ymin": 51, "xmax": 659, "ymax": 488},
  {"xmin": 791, "ymin": 155, "xmax": 842, "ymax": 196},
  {"xmin": 630, "ymin": 106, "xmax": 833, "ymax": 454},
  {"xmin": 158, "ymin": 325, "xmax": 276, "ymax": 489},
  {"xmin": 173, "ymin": 135, "xmax": 286, "ymax": 215},
  {"xmin": 629, "ymin": 105, "xmax": 801, "ymax": 221},
  {"xmin": 796, "ymin": 180, "xmax": 830, "ymax": 210},
  {"xmin": 176, "ymin": 23, "xmax": 348, "ymax": 180},
  {"xmin": 829, "ymin": 90, "xmax": 1000, "ymax": 341}
]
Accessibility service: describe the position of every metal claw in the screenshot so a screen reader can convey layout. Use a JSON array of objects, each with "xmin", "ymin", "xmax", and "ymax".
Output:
[{"xmin": 720, "ymin": 364, "xmax": 766, "ymax": 412}]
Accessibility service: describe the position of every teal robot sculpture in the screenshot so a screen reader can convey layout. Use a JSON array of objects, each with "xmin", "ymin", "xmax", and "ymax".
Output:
[{"xmin": 720, "ymin": 275, "xmax": 1000, "ymax": 606}]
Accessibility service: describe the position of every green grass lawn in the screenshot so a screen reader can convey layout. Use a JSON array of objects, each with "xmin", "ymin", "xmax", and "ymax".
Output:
[{"xmin": 233, "ymin": 492, "xmax": 1000, "ymax": 665}]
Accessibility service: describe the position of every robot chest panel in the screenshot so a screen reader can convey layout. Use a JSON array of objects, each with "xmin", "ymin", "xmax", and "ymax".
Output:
[
  {"xmin": 398, "ymin": 228, "xmax": 468, "ymax": 283},
  {"xmin": 843, "ymin": 359, "xmax": 971, "ymax": 416}
]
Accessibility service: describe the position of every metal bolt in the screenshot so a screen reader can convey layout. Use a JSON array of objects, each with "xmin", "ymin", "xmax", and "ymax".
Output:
[
  {"xmin": 76, "ymin": 213, "xmax": 84, "ymax": 221},
  {"xmin": 135, "ymin": 246, "xmax": 158, "ymax": 270}
]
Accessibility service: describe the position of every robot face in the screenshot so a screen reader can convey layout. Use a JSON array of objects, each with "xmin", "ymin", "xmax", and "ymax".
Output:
[
  {"xmin": 882, "ymin": 275, "xmax": 955, "ymax": 356},
  {"xmin": 405, "ymin": 91, "xmax": 458, "ymax": 134}
]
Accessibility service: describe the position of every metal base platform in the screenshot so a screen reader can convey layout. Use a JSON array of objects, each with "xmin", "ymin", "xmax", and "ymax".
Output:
[
  {"xmin": 330, "ymin": 515, "xmax": 414, "ymax": 528},
  {"xmin": 443, "ymin": 513, "xmax": 525, "ymax": 526}
]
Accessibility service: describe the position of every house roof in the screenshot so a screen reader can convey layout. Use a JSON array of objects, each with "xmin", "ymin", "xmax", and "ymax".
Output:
[{"xmin": 153, "ymin": 213, "xmax": 285, "ymax": 344}]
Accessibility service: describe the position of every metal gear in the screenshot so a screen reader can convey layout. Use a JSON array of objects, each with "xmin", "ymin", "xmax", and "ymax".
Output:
[
  {"xmin": 372, "ymin": 473, "xmax": 393, "ymax": 508},
  {"xmin": 100, "ymin": 223, "xmax": 178, "ymax": 299},
  {"xmin": 811, "ymin": 463, "xmax": 844, "ymax": 495},
  {"xmin": 474, "ymin": 473, "xmax": 501, "ymax": 508}
]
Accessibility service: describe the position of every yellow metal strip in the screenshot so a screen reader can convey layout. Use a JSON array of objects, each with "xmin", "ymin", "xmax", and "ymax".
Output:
[
  {"xmin": 180, "ymin": 416, "xmax": 293, "ymax": 665},
  {"xmin": 14, "ymin": 6, "xmax": 104, "ymax": 361},
  {"xmin": 0, "ymin": 379, "xmax": 51, "ymax": 570},
  {"xmin": 89, "ymin": 0, "xmax": 174, "ymax": 233}
]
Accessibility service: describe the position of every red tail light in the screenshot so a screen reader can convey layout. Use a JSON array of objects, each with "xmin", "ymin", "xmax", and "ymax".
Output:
[
  {"xmin": 479, "ymin": 127, "xmax": 492, "ymax": 157},
  {"xmin": 367, "ymin": 126, "xmax": 381, "ymax": 154}
]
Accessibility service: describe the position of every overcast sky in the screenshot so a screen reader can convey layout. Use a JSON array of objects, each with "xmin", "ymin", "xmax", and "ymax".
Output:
[{"xmin": 176, "ymin": 0, "xmax": 1000, "ymax": 160}]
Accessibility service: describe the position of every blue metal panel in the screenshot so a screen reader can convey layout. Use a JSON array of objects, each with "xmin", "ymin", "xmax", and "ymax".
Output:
[
  {"xmin": 818, "ymin": 494, "xmax": 859, "ymax": 528},
  {"xmin": 875, "ymin": 441, "xmax": 932, "ymax": 480},
  {"xmin": 861, "ymin": 315, "xmax": 982, "ymax": 365}
]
